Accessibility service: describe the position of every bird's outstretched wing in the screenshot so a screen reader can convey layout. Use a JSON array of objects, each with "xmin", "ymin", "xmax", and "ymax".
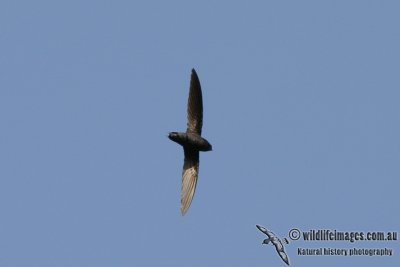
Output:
[
  {"xmin": 256, "ymin": 225, "xmax": 274, "ymax": 239},
  {"xmin": 278, "ymin": 251, "xmax": 290, "ymax": 266},
  {"xmin": 181, "ymin": 148, "xmax": 200, "ymax": 215},
  {"xmin": 186, "ymin": 69, "xmax": 203, "ymax": 135}
]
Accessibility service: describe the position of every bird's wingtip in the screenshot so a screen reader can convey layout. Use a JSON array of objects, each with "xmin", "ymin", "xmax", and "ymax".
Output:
[{"xmin": 180, "ymin": 206, "xmax": 188, "ymax": 216}]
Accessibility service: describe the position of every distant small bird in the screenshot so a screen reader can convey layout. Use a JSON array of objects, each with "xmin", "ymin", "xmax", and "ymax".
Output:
[
  {"xmin": 168, "ymin": 69, "xmax": 212, "ymax": 215},
  {"xmin": 256, "ymin": 225, "xmax": 290, "ymax": 266}
]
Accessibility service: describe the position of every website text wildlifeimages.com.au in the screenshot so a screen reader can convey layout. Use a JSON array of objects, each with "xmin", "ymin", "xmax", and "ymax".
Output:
[{"xmin": 302, "ymin": 230, "xmax": 397, "ymax": 243}]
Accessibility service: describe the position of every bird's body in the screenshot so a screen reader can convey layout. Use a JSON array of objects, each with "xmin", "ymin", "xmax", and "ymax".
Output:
[
  {"xmin": 168, "ymin": 69, "xmax": 212, "ymax": 215},
  {"xmin": 169, "ymin": 132, "xmax": 212, "ymax": 152}
]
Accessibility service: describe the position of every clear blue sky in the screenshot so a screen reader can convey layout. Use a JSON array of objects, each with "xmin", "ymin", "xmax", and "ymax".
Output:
[{"xmin": 0, "ymin": 1, "xmax": 399, "ymax": 266}]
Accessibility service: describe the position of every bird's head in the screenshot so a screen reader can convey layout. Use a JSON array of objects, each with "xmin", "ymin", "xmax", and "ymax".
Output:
[
  {"xmin": 262, "ymin": 238, "xmax": 271, "ymax": 245},
  {"xmin": 168, "ymin": 132, "xmax": 179, "ymax": 140},
  {"xmin": 168, "ymin": 132, "xmax": 185, "ymax": 146}
]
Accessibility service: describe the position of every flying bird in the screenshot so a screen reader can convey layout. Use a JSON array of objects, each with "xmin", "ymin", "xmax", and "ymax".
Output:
[
  {"xmin": 256, "ymin": 225, "xmax": 290, "ymax": 265},
  {"xmin": 168, "ymin": 69, "xmax": 212, "ymax": 215}
]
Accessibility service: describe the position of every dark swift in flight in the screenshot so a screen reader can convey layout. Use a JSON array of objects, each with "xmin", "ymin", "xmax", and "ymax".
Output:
[
  {"xmin": 256, "ymin": 225, "xmax": 290, "ymax": 265},
  {"xmin": 168, "ymin": 69, "xmax": 212, "ymax": 215}
]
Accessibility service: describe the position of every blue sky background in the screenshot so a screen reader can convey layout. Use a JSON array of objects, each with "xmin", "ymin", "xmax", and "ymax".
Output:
[{"xmin": 0, "ymin": 1, "xmax": 399, "ymax": 266}]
